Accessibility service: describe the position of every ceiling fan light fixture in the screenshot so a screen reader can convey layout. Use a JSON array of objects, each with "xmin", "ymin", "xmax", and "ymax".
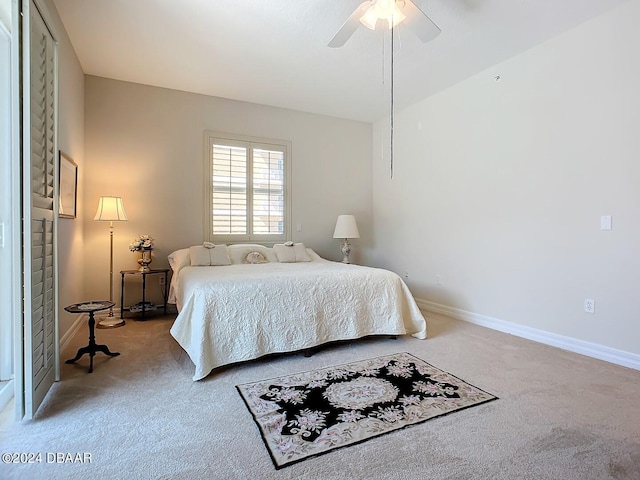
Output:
[
  {"xmin": 386, "ymin": 7, "xmax": 406, "ymax": 28},
  {"xmin": 359, "ymin": 6, "xmax": 379, "ymax": 30},
  {"xmin": 374, "ymin": 0, "xmax": 395, "ymax": 17},
  {"xmin": 359, "ymin": 0, "xmax": 406, "ymax": 31},
  {"xmin": 329, "ymin": 0, "xmax": 440, "ymax": 48}
]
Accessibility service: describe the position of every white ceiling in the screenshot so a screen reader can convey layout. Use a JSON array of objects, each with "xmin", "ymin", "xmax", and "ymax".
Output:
[{"xmin": 52, "ymin": 0, "xmax": 630, "ymax": 123}]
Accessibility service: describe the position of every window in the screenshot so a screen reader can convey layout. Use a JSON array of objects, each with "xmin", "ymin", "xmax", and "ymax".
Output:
[{"xmin": 205, "ymin": 131, "xmax": 291, "ymax": 243}]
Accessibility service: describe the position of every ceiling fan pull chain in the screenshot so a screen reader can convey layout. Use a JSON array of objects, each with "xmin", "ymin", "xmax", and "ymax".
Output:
[
  {"xmin": 381, "ymin": 30, "xmax": 386, "ymax": 87},
  {"xmin": 390, "ymin": 20, "xmax": 394, "ymax": 180}
]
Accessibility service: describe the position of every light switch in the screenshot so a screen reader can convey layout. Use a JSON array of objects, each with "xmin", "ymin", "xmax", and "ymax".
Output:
[
  {"xmin": 600, "ymin": 216, "xmax": 612, "ymax": 231},
  {"xmin": 296, "ymin": 223, "xmax": 302, "ymax": 232}
]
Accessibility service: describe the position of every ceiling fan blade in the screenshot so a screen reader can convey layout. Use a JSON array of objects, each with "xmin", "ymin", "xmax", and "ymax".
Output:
[
  {"xmin": 328, "ymin": 1, "xmax": 371, "ymax": 48},
  {"xmin": 402, "ymin": 0, "xmax": 441, "ymax": 43}
]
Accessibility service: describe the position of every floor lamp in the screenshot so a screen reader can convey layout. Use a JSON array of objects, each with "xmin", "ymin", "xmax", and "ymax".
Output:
[{"xmin": 94, "ymin": 196, "xmax": 128, "ymax": 328}]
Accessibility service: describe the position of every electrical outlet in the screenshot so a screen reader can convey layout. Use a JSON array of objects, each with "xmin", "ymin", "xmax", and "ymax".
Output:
[
  {"xmin": 403, "ymin": 272, "xmax": 409, "ymax": 279},
  {"xmin": 436, "ymin": 275, "xmax": 441, "ymax": 285},
  {"xmin": 600, "ymin": 216, "xmax": 612, "ymax": 230},
  {"xmin": 584, "ymin": 298, "xmax": 595, "ymax": 314},
  {"xmin": 159, "ymin": 276, "xmax": 165, "ymax": 286}
]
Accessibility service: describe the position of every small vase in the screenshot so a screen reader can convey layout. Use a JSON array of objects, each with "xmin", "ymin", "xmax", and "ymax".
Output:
[{"xmin": 137, "ymin": 249, "xmax": 153, "ymax": 272}]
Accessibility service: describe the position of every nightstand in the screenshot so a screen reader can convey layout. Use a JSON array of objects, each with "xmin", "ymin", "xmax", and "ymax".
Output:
[{"xmin": 120, "ymin": 269, "xmax": 169, "ymax": 320}]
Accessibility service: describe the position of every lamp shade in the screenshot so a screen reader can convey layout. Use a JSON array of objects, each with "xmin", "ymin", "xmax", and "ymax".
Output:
[
  {"xmin": 94, "ymin": 196, "xmax": 128, "ymax": 221},
  {"xmin": 333, "ymin": 215, "xmax": 360, "ymax": 239},
  {"xmin": 359, "ymin": 7, "xmax": 379, "ymax": 30}
]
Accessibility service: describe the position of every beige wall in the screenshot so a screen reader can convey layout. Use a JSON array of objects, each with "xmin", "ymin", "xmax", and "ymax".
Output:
[
  {"xmin": 83, "ymin": 76, "xmax": 372, "ymax": 306},
  {"xmin": 371, "ymin": 0, "xmax": 640, "ymax": 357}
]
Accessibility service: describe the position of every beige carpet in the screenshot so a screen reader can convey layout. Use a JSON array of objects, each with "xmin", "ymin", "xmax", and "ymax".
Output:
[{"xmin": 1, "ymin": 312, "xmax": 639, "ymax": 480}]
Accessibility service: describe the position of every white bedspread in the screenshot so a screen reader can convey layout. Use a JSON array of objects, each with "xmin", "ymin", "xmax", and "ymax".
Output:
[{"xmin": 170, "ymin": 258, "xmax": 427, "ymax": 380}]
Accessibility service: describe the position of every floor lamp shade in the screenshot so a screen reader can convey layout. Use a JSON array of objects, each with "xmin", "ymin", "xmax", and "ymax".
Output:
[
  {"xmin": 94, "ymin": 196, "xmax": 128, "ymax": 222},
  {"xmin": 333, "ymin": 215, "xmax": 360, "ymax": 264},
  {"xmin": 94, "ymin": 196, "xmax": 128, "ymax": 328}
]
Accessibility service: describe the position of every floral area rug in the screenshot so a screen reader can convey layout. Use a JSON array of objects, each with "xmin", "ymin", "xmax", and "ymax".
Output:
[{"xmin": 236, "ymin": 352, "xmax": 498, "ymax": 469}]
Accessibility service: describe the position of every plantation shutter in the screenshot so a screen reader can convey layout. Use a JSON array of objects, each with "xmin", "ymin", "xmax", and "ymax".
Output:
[
  {"xmin": 211, "ymin": 143, "xmax": 247, "ymax": 235},
  {"xmin": 22, "ymin": 0, "xmax": 58, "ymax": 419},
  {"xmin": 252, "ymin": 148, "xmax": 284, "ymax": 235}
]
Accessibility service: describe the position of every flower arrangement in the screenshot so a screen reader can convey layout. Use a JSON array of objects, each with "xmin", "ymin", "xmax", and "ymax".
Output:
[{"xmin": 129, "ymin": 234, "xmax": 154, "ymax": 252}]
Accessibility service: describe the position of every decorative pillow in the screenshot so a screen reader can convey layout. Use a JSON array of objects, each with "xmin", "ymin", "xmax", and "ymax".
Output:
[
  {"xmin": 189, "ymin": 243, "xmax": 231, "ymax": 266},
  {"xmin": 228, "ymin": 244, "xmax": 275, "ymax": 264},
  {"xmin": 273, "ymin": 242, "xmax": 311, "ymax": 263},
  {"xmin": 244, "ymin": 251, "xmax": 269, "ymax": 264}
]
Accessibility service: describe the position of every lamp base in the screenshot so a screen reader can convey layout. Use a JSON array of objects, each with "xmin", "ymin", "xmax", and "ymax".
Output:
[
  {"xmin": 96, "ymin": 315, "xmax": 125, "ymax": 329},
  {"xmin": 340, "ymin": 239, "xmax": 352, "ymax": 264}
]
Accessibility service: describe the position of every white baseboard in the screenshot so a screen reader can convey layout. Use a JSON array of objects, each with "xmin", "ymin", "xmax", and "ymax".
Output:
[
  {"xmin": 0, "ymin": 379, "xmax": 13, "ymax": 413},
  {"xmin": 416, "ymin": 298, "xmax": 640, "ymax": 371},
  {"xmin": 59, "ymin": 313, "xmax": 86, "ymax": 354}
]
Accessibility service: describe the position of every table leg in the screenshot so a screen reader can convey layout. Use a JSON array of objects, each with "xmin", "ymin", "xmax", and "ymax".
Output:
[
  {"xmin": 141, "ymin": 273, "xmax": 147, "ymax": 320},
  {"xmin": 120, "ymin": 273, "xmax": 125, "ymax": 319},
  {"xmin": 65, "ymin": 346, "xmax": 92, "ymax": 364},
  {"xmin": 65, "ymin": 312, "xmax": 120, "ymax": 373},
  {"xmin": 94, "ymin": 344, "xmax": 120, "ymax": 358},
  {"xmin": 163, "ymin": 271, "xmax": 168, "ymax": 314}
]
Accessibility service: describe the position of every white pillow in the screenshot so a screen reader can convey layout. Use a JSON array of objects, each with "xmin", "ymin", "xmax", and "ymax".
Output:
[
  {"xmin": 305, "ymin": 248, "xmax": 322, "ymax": 261},
  {"xmin": 168, "ymin": 248, "xmax": 190, "ymax": 274},
  {"xmin": 189, "ymin": 244, "xmax": 231, "ymax": 266},
  {"xmin": 167, "ymin": 248, "xmax": 190, "ymax": 305},
  {"xmin": 228, "ymin": 244, "xmax": 275, "ymax": 264},
  {"xmin": 273, "ymin": 242, "xmax": 311, "ymax": 263}
]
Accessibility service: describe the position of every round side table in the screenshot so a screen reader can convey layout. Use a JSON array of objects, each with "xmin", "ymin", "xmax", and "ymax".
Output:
[{"xmin": 64, "ymin": 301, "xmax": 121, "ymax": 373}]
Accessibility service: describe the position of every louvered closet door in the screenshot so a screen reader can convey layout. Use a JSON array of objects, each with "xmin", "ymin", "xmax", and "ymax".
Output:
[{"xmin": 22, "ymin": 0, "xmax": 58, "ymax": 419}]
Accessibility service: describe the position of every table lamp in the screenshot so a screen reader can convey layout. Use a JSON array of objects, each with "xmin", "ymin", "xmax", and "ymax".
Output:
[
  {"xmin": 94, "ymin": 196, "xmax": 128, "ymax": 328},
  {"xmin": 333, "ymin": 214, "xmax": 360, "ymax": 264}
]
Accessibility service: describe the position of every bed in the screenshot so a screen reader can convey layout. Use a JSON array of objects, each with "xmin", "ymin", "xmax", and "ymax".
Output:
[{"xmin": 168, "ymin": 243, "xmax": 427, "ymax": 380}]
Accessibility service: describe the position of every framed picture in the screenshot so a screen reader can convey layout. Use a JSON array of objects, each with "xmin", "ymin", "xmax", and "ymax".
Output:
[{"xmin": 58, "ymin": 151, "xmax": 78, "ymax": 219}]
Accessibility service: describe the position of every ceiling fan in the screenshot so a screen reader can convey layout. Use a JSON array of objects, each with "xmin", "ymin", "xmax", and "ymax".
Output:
[{"xmin": 328, "ymin": 0, "xmax": 441, "ymax": 48}]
